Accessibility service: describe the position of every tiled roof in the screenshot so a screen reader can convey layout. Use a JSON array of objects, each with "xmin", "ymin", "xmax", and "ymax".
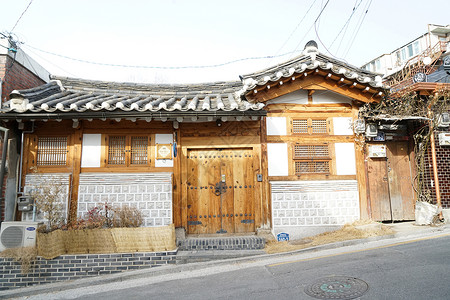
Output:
[
  {"xmin": 239, "ymin": 43, "xmax": 383, "ymax": 93},
  {"xmin": 3, "ymin": 76, "xmax": 265, "ymax": 118}
]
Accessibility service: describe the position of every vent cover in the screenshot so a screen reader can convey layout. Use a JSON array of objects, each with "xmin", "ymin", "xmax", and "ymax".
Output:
[{"xmin": 0, "ymin": 226, "xmax": 24, "ymax": 248}]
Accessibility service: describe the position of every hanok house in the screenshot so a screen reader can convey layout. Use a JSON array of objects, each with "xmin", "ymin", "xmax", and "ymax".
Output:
[{"xmin": 0, "ymin": 41, "xmax": 385, "ymax": 239}]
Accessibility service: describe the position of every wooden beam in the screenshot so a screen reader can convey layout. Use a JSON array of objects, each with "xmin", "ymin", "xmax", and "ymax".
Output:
[
  {"xmin": 246, "ymin": 74, "xmax": 382, "ymax": 103},
  {"xmin": 69, "ymin": 127, "xmax": 83, "ymax": 223}
]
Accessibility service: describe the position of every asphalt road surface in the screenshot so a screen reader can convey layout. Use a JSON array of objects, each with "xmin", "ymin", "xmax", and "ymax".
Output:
[{"xmin": 18, "ymin": 234, "xmax": 450, "ymax": 300}]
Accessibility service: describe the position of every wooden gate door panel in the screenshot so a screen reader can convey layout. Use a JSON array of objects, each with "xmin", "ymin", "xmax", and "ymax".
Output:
[
  {"xmin": 367, "ymin": 157, "xmax": 391, "ymax": 221},
  {"xmin": 232, "ymin": 149, "xmax": 255, "ymax": 233},
  {"xmin": 187, "ymin": 150, "xmax": 221, "ymax": 234},
  {"xmin": 387, "ymin": 142, "xmax": 415, "ymax": 220},
  {"xmin": 219, "ymin": 151, "xmax": 235, "ymax": 234},
  {"xmin": 186, "ymin": 148, "xmax": 255, "ymax": 234}
]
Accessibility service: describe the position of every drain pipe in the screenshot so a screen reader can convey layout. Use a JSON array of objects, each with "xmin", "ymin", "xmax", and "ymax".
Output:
[
  {"xmin": 17, "ymin": 121, "xmax": 35, "ymax": 195},
  {"xmin": 0, "ymin": 126, "xmax": 9, "ymax": 223}
]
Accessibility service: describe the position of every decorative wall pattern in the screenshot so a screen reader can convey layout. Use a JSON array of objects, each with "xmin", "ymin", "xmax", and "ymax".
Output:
[
  {"xmin": 77, "ymin": 173, "xmax": 173, "ymax": 227},
  {"xmin": 271, "ymin": 180, "xmax": 360, "ymax": 227}
]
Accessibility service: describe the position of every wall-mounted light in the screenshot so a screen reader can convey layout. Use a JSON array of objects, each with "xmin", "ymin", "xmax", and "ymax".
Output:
[{"xmin": 216, "ymin": 119, "xmax": 222, "ymax": 127}]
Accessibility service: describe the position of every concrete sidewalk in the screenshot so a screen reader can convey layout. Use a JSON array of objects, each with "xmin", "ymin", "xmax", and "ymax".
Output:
[{"xmin": 1, "ymin": 222, "xmax": 449, "ymax": 299}]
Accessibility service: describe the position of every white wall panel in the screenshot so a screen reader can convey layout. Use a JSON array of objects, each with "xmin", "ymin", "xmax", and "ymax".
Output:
[
  {"xmin": 313, "ymin": 91, "xmax": 352, "ymax": 104},
  {"xmin": 266, "ymin": 90, "xmax": 308, "ymax": 104},
  {"xmin": 333, "ymin": 117, "xmax": 353, "ymax": 135},
  {"xmin": 266, "ymin": 117, "xmax": 287, "ymax": 136},
  {"xmin": 81, "ymin": 134, "xmax": 102, "ymax": 168},
  {"xmin": 267, "ymin": 143, "xmax": 288, "ymax": 176},
  {"xmin": 335, "ymin": 143, "xmax": 356, "ymax": 175}
]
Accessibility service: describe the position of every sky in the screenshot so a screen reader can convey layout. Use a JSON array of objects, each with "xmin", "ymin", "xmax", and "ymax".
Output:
[{"xmin": 1, "ymin": 0, "xmax": 449, "ymax": 84}]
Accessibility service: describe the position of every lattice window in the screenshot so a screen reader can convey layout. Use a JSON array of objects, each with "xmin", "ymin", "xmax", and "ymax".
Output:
[
  {"xmin": 311, "ymin": 119, "xmax": 328, "ymax": 134},
  {"xmin": 37, "ymin": 137, "xmax": 68, "ymax": 166},
  {"xmin": 106, "ymin": 135, "xmax": 150, "ymax": 166},
  {"xmin": 108, "ymin": 136, "xmax": 126, "ymax": 165},
  {"xmin": 292, "ymin": 119, "xmax": 308, "ymax": 134},
  {"xmin": 292, "ymin": 118, "xmax": 329, "ymax": 135},
  {"xmin": 130, "ymin": 136, "xmax": 148, "ymax": 165},
  {"xmin": 293, "ymin": 144, "xmax": 330, "ymax": 174}
]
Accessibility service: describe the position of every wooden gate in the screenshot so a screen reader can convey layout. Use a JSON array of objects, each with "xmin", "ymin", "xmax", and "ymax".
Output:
[
  {"xmin": 186, "ymin": 148, "xmax": 255, "ymax": 234},
  {"xmin": 367, "ymin": 141, "xmax": 415, "ymax": 221}
]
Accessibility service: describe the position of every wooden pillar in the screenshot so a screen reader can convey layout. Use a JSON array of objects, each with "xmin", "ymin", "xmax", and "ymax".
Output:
[
  {"xmin": 69, "ymin": 126, "xmax": 83, "ymax": 223},
  {"xmin": 260, "ymin": 117, "xmax": 271, "ymax": 228},
  {"xmin": 172, "ymin": 128, "xmax": 182, "ymax": 227},
  {"xmin": 352, "ymin": 102, "xmax": 370, "ymax": 219}
]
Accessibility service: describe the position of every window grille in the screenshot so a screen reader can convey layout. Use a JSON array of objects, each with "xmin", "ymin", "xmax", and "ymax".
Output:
[
  {"xmin": 130, "ymin": 136, "xmax": 148, "ymax": 165},
  {"xmin": 108, "ymin": 136, "xmax": 126, "ymax": 165},
  {"xmin": 293, "ymin": 144, "xmax": 330, "ymax": 174},
  {"xmin": 292, "ymin": 118, "xmax": 328, "ymax": 135},
  {"xmin": 37, "ymin": 137, "xmax": 68, "ymax": 166},
  {"xmin": 311, "ymin": 120, "xmax": 328, "ymax": 133},
  {"xmin": 292, "ymin": 119, "xmax": 308, "ymax": 134}
]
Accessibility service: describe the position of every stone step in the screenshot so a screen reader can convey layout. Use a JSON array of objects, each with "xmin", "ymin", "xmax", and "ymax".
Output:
[
  {"xmin": 177, "ymin": 236, "xmax": 266, "ymax": 251},
  {"xmin": 176, "ymin": 249, "xmax": 266, "ymax": 264}
]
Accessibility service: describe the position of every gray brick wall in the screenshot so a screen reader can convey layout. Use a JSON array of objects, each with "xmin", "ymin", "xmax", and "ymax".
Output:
[
  {"xmin": 177, "ymin": 237, "xmax": 265, "ymax": 251},
  {"xmin": 0, "ymin": 250, "xmax": 177, "ymax": 290},
  {"xmin": 77, "ymin": 173, "xmax": 173, "ymax": 227}
]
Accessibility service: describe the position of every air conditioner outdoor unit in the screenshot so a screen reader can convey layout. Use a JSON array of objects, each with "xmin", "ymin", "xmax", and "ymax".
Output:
[
  {"xmin": 0, "ymin": 221, "xmax": 39, "ymax": 251},
  {"xmin": 365, "ymin": 124, "xmax": 378, "ymax": 137}
]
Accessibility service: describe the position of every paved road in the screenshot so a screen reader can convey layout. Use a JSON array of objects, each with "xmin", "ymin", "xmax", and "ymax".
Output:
[{"xmin": 20, "ymin": 234, "xmax": 450, "ymax": 300}]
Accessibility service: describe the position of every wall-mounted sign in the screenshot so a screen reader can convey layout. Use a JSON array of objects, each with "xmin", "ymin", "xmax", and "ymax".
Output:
[
  {"xmin": 368, "ymin": 145, "xmax": 386, "ymax": 158},
  {"xmin": 373, "ymin": 131, "xmax": 385, "ymax": 141},
  {"xmin": 277, "ymin": 232, "xmax": 290, "ymax": 242},
  {"xmin": 156, "ymin": 144, "xmax": 173, "ymax": 160}
]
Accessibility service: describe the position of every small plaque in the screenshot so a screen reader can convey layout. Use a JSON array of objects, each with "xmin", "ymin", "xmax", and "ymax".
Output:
[
  {"xmin": 156, "ymin": 144, "xmax": 173, "ymax": 160},
  {"xmin": 368, "ymin": 144, "xmax": 386, "ymax": 158},
  {"xmin": 277, "ymin": 232, "xmax": 290, "ymax": 242}
]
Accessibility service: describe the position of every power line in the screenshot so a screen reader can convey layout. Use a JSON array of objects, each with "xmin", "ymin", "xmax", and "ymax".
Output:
[
  {"xmin": 329, "ymin": 0, "xmax": 364, "ymax": 50},
  {"xmin": 11, "ymin": 0, "xmax": 34, "ymax": 32},
  {"xmin": 290, "ymin": 0, "xmax": 331, "ymax": 59},
  {"xmin": 343, "ymin": 0, "xmax": 373, "ymax": 58},
  {"xmin": 23, "ymin": 43, "xmax": 300, "ymax": 70},
  {"xmin": 272, "ymin": 0, "xmax": 318, "ymax": 59}
]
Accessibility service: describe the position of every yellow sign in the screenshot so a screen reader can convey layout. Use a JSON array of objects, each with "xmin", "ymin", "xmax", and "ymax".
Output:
[{"xmin": 156, "ymin": 144, "xmax": 172, "ymax": 159}]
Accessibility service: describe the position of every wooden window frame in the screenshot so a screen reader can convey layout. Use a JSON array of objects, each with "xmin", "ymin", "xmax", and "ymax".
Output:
[
  {"xmin": 104, "ymin": 134, "xmax": 152, "ymax": 167},
  {"xmin": 36, "ymin": 136, "xmax": 69, "ymax": 167},
  {"xmin": 291, "ymin": 118, "xmax": 330, "ymax": 135},
  {"xmin": 293, "ymin": 143, "xmax": 331, "ymax": 175}
]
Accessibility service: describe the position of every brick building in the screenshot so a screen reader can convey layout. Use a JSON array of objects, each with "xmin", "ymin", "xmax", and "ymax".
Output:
[{"xmin": 0, "ymin": 36, "xmax": 50, "ymax": 222}]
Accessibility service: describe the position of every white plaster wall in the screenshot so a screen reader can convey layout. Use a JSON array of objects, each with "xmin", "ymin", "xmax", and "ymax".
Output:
[
  {"xmin": 77, "ymin": 173, "xmax": 173, "ymax": 227},
  {"xmin": 155, "ymin": 134, "xmax": 174, "ymax": 168},
  {"xmin": 335, "ymin": 143, "xmax": 356, "ymax": 175},
  {"xmin": 313, "ymin": 91, "xmax": 352, "ymax": 104},
  {"xmin": 266, "ymin": 117, "xmax": 287, "ymax": 136},
  {"xmin": 81, "ymin": 134, "xmax": 102, "ymax": 168},
  {"xmin": 271, "ymin": 180, "xmax": 360, "ymax": 239},
  {"xmin": 333, "ymin": 117, "xmax": 353, "ymax": 135},
  {"xmin": 266, "ymin": 90, "xmax": 308, "ymax": 104},
  {"xmin": 267, "ymin": 143, "xmax": 288, "ymax": 176}
]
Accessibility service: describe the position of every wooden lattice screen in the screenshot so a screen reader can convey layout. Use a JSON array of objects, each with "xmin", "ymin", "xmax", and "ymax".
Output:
[
  {"xmin": 294, "ymin": 144, "xmax": 330, "ymax": 174},
  {"xmin": 292, "ymin": 119, "xmax": 328, "ymax": 134},
  {"xmin": 37, "ymin": 137, "xmax": 68, "ymax": 166},
  {"xmin": 108, "ymin": 136, "xmax": 126, "ymax": 165},
  {"xmin": 130, "ymin": 136, "xmax": 148, "ymax": 165}
]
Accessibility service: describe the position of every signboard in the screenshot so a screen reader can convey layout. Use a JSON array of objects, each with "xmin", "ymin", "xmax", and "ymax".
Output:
[
  {"xmin": 277, "ymin": 232, "xmax": 290, "ymax": 242},
  {"xmin": 156, "ymin": 144, "xmax": 172, "ymax": 160},
  {"xmin": 368, "ymin": 145, "xmax": 386, "ymax": 158}
]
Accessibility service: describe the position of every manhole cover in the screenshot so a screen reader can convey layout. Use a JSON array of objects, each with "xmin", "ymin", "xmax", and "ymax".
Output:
[{"xmin": 304, "ymin": 276, "xmax": 369, "ymax": 299}]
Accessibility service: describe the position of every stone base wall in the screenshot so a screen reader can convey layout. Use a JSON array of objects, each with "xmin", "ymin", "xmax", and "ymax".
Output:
[
  {"xmin": 77, "ymin": 173, "xmax": 173, "ymax": 227},
  {"xmin": 0, "ymin": 250, "xmax": 177, "ymax": 290},
  {"xmin": 271, "ymin": 180, "xmax": 360, "ymax": 239}
]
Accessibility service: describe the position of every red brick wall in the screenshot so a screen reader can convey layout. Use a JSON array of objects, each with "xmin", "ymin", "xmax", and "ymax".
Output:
[
  {"xmin": 424, "ymin": 128, "xmax": 450, "ymax": 208},
  {"xmin": 1, "ymin": 54, "xmax": 46, "ymax": 102},
  {"xmin": 1, "ymin": 54, "xmax": 46, "ymax": 221}
]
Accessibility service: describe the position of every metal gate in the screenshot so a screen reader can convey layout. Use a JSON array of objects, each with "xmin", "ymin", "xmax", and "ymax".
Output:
[{"xmin": 186, "ymin": 148, "xmax": 255, "ymax": 234}]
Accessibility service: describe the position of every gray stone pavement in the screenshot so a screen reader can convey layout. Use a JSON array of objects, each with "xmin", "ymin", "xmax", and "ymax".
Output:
[{"xmin": 1, "ymin": 221, "xmax": 449, "ymax": 299}]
